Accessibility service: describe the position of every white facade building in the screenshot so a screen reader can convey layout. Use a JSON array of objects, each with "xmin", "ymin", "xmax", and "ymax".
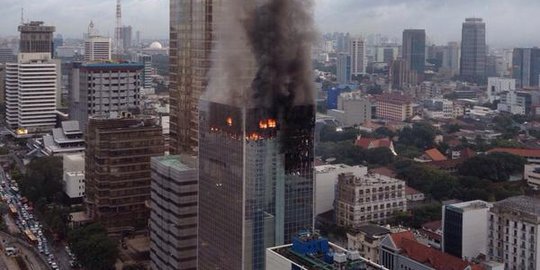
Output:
[
  {"xmin": 335, "ymin": 170, "xmax": 406, "ymax": 227},
  {"xmin": 442, "ymin": 200, "xmax": 492, "ymax": 260},
  {"xmin": 84, "ymin": 36, "xmax": 111, "ymax": 62},
  {"xmin": 350, "ymin": 37, "xmax": 366, "ymax": 76},
  {"xmin": 487, "ymin": 196, "xmax": 540, "ymax": 270},
  {"xmin": 63, "ymin": 153, "xmax": 85, "ymax": 200},
  {"xmin": 314, "ymin": 164, "xmax": 367, "ymax": 216},
  {"xmin": 524, "ymin": 164, "xmax": 540, "ymax": 190},
  {"xmin": 6, "ymin": 53, "xmax": 58, "ymax": 135},
  {"xmin": 487, "ymin": 77, "xmax": 516, "ymax": 103}
]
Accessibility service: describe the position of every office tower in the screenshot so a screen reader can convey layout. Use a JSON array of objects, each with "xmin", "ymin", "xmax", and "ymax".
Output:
[
  {"xmin": 121, "ymin": 26, "xmax": 133, "ymax": 51},
  {"xmin": 85, "ymin": 115, "xmax": 163, "ymax": 230},
  {"xmin": 349, "ymin": 37, "xmax": 366, "ymax": 76},
  {"xmin": 390, "ymin": 59, "xmax": 417, "ymax": 90},
  {"xmin": 69, "ymin": 62, "xmax": 142, "ymax": 130},
  {"xmin": 198, "ymin": 99, "xmax": 315, "ymax": 269},
  {"xmin": 138, "ymin": 54, "xmax": 152, "ymax": 89},
  {"xmin": 336, "ymin": 53, "xmax": 351, "ymax": 84},
  {"xmin": 150, "ymin": 155, "xmax": 198, "ymax": 270},
  {"xmin": 487, "ymin": 196, "xmax": 540, "ymax": 270},
  {"xmin": 169, "ymin": 0, "xmax": 214, "ymax": 155},
  {"xmin": 335, "ymin": 171, "xmax": 406, "ymax": 227},
  {"xmin": 0, "ymin": 48, "xmax": 16, "ymax": 64},
  {"xmin": 512, "ymin": 48, "xmax": 540, "ymax": 88},
  {"xmin": 115, "ymin": 0, "xmax": 123, "ymax": 54},
  {"xmin": 18, "ymin": 21, "xmax": 55, "ymax": 57},
  {"xmin": 460, "ymin": 18, "xmax": 487, "ymax": 83},
  {"xmin": 442, "ymin": 200, "xmax": 491, "ymax": 260},
  {"xmin": 442, "ymin": 42, "xmax": 460, "ymax": 76},
  {"xmin": 6, "ymin": 53, "xmax": 58, "ymax": 135},
  {"xmin": 402, "ymin": 29, "xmax": 426, "ymax": 77}
]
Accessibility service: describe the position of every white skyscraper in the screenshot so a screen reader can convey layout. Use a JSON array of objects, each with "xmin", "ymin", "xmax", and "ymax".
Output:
[
  {"xmin": 349, "ymin": 37, "xmax": 366, "ymax": 77},
  {"xmin": 6, "ymin": 52, "xmax": 58, "ymax": 135}
]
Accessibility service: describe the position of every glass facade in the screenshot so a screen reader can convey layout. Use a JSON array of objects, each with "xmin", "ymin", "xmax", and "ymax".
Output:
[
  {"xmin": 460, "ymin": 18, "xmax": 486, "ymax": 83},
  {"xmin": 402, "ymin": 29, "xmax": 426, "ymax": 76},
  {"xmin": 512, "ymin": 48, "xmax": 540, "ymax": 88},
  {"xmin": 169, "ymin": 0, "xmax": 214, "ymax": 155},
  {"xmin": 198, "ymin": 100, "xmax": 314, "ymax": 270}
]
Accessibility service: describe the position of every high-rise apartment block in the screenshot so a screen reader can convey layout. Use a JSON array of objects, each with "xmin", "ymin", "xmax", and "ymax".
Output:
[
  {"xmin": 70, "ymin": 62, "xmax": 142, "ymax": 130},
  {"xmin": 349, "ymin": 37, "xmax": 366, "ymax": 76},
  {"xmin": 150, "ymin": 155, "xmax": 198, "ymax": 270},
  {"xmin": 336, "ymin": 53, "xmax": 351, "ymax": 84},
  {"xmin": 487, "ymin": 77, "xmax": 516, "ymax": 103},
  {"xmin": 197, "ymin": 100, "xmax": 315, "ymax": 269},
  {"xmin": 460, "ymin": 18, "xmax": 487, "ymax": 83},
  {"xmin": 512, "ymin": 48, "xmax": 540, "ymax": 88},
  {"xmin": 6, "ymin": 53, "xmax": 58, "ymax": 135},
  {"xmin": 390, "ymin": 59, "xmax": 417, "ymax": 90},
  {"xmin": 335, "ymin": 171, "xmax": 406, "ymax": 228},
  {"xmin": 442, "ymin": 41, "xmax": 460, "ymax": 76},
  {"xmin": 487, "ymin": 196, "xmax": 540, "ymax": 270},
  {"xmin": 18, "ymin": 21, "xmax": 55, "ymax": 57},
  {"xmin": 138, "ymin": 54, "xmax": 152, "ymax": 89},
  {"xmin": 169, "ymin": 0, "xmax": 214, "ymax": 155},
  {"xmin": 402, "ymin": 29, "xmax": 426, "ymax": 77},
  {"xmin": 85, "ymin": 116, "xmax": 163, "ymax": 230},
  {"xmin": 442, "ymin": 200, "xmax": 492, "ymax": 260}
]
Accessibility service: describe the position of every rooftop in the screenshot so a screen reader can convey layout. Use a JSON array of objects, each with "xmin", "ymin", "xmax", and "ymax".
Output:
[
  {"xmin": 153, "ymin": 155, "xmax": 196, "ymax": 172},
  {"xmin": 355, "ymin": 224, "xmax": 390, "ymax": 237},
  {"xmin": 424, "ymin": 148, "xmax": 447, "ymax": 161},
  {"xmin": 494, "ymin": 195, "xmax": 540, "ymax": 216},
  {"xmin": 488, "ymin": 147, "xmax": 540, "ymax": 158},
  {"xmin": 339, "ymin": 171, "xmax": 405, "ymax": 186},
  {"xmin": 446, "ymin": 200, "xmax": 492, "ymax": 212}
]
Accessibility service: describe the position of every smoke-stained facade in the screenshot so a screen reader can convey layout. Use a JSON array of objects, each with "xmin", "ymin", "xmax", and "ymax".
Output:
[
  {"xmin": 198, "ymin": 0, "xmax": 316, "ymax": 269},
  {"xmin": 198, "ymin": 101, "xmax": 314, "ymax": 270}
]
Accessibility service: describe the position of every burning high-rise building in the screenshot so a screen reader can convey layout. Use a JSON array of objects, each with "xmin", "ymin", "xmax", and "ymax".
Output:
[{"xmin": 197, "ymin": 0, "xmax": 316, "ymax": 269}]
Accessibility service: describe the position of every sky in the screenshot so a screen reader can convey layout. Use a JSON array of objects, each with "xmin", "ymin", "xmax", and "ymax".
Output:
[{"xmin": 0, "ymin": 0, "xmax": 539, "ymax": 47}]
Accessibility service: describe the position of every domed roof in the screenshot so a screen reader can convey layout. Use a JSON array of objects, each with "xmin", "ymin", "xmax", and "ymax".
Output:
[{"xmin": 149, "ymin": 41, "xmax": 163, "ymax": 49}]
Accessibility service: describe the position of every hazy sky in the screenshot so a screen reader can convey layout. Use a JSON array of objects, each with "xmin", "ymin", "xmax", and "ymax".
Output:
[{"xmin": 0, "ymin": 0, "xmax": 539, "ymax": 47}]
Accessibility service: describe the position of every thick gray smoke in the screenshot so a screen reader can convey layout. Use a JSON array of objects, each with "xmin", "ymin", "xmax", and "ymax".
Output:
[{"xmin": 205, "ymin": 0, "xmax": 316, "ymax": 110}]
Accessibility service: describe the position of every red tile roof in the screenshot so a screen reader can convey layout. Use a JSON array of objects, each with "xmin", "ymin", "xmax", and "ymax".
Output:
[
  {"xmin": 422, "ymin": 220, "xmax": 442, "ymax": 232},
  {"xmin": 391, "ymin": 231, "xmax": 484, "ymax": 270},
  {"xmin": 488, "ymin": 147, "xmax": 540, "ymax": 158},
  {"xmin": 405, "ymin": 186, "xmax": 423, "ymax": 196},
  {"xmin": 371, "ymin": 167, "xmax": 397, "ymax": 178},
  {"xmin": 355, "ymin": 137, "xmax": 392, "ymax": 149},
  {"xmin": 424, "ymin": 148, "xmax": 448, "ymax": 161},
  {"xmin": 460, "ymin": 148, "xmax": 476, "ymax": 159}
]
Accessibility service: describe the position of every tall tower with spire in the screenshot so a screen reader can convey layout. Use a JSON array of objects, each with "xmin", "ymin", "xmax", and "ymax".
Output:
[{"xmin": 114, "ymin": 0, "xmax": 123, "ymax": 54}]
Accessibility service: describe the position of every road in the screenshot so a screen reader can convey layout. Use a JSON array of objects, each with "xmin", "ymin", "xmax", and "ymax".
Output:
[{"xmin": 0, "ymin": 232, "xmax": 48, "ymax": 270}]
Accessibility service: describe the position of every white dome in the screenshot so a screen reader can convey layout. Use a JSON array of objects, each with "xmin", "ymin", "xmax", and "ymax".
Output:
[{"xmin": 149, "ymin": 41, "xmax": 163, "ymax": 49}]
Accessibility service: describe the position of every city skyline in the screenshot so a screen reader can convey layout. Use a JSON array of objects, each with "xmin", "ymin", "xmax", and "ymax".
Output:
[{"xmin": 0, "ymin": 0, "xmax": 540, "ymax": 47}]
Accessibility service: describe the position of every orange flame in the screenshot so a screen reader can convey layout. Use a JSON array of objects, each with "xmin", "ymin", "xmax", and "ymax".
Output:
[
  {"xmin": 268, "ymin": 119, "xmax": 277, "ymax": 128},
  {"xmin": 259, "ymin": 120, "xmax": 268, "ymax": 129},
  {"xmin": 226, "ymin": 117, "xmax": 233, "ymax": 126}
]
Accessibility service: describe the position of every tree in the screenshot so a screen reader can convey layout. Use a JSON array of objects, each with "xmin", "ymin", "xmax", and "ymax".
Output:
[
  {"xmin": 319, "ymin": 125, "xmax": 359, "ymax": 142},
  {"xmin": 398, "ymin": 122, "xmax": 436, "ymax": 149},
  {"xmin": 365, "ymin": 148, "xmax": 394, "ymax": 166},
  {"xmin": 374, "ymin": 127, "xmax": 395, "ymax": 138},
  {"xmin": 458, "ymin": 152, "xmax": 526, "ymax": 182},
  {"xmin": 68, "ymin": 223, "xmax": 118, "ymax": 270},
  {"xmin": 19, "ymin": 156, "xmax": 63, "ymax": 204},
  {"xmin": 444, "ymin": 123, "xmax": 461, "ymax": 134}
]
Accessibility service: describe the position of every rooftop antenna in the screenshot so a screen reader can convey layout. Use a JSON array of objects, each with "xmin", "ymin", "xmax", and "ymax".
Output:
[{"xmin": 115, "ymin": 0, "xmax": 123, "ymax": 54}]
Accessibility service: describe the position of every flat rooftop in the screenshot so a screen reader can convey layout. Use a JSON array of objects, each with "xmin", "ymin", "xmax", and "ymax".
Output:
[
  {"xmin": 153, "ymin": 155, "xmax": 196, "ymax": 172},
  {"xmin": 495, "ymin": 195, "xmax": 540, "ymax": 216},
  {"xmin": 447, "ymin": 200, "xmax": 491, "ymax": 212}
]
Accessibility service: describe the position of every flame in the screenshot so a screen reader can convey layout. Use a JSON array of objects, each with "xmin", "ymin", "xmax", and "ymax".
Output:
[
  {"xmin": 268, "ymin": 119, "xmax": 277, "ymax": 128},
  {"xmin": 249, "ymin": 133, "xmax": 261, "ymax": 141},
  {"xmin": 226, "ymin": 117, "xmax": 233, "ymax": 126},
  {"xmin": 259, "ymin": 120, "xmax": 268, "ymax": 129}
]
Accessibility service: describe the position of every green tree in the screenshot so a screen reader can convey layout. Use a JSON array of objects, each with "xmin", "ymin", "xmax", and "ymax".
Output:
[
  {"xmin": 19, "ymin": 156, "xmax": 63, "ymax": 204},
  {"xmin": 398, "ymin": 122, "xmax": 436, "ymax": 149},
  {"xmin": 68, "ymin": 223, "xmax": 118, "ymax": 270},
  {"xmin": 365, "ymin": 148, "xmax": 395, "ymax": 166},
  {"xmin": 374, "ymin": 127, "xmax": 395, "ymax": 138},
  {"xmin": 458, "ymin": 152, "xmax": 526, "ymax": 182}
]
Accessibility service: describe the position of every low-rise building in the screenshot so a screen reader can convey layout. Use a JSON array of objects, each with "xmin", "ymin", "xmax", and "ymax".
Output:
[
  {"xmin": 315, "ymin": 164, "xmax": 367, "ymax": 216},
  {"xmin": 374, "ymin": 93, "xmax": 413, "ymax": 121},
  {"xmin": 63, "ymin": 153, "xmax": 85, "ymax": 203},
  {"xmin": 41, "ymin": 120, "xmax": 84, "ymax": 156},
  {"xmin": 380, "ymin": 231, "xmax": 485, "ymax": 270},
  {"xmin": 420, "ymin": 220, "xmax": 442, "ymax": 249},
  {"xmin": 405, "ymin": 186, "xmax": 425, "ymax": 202},
  {"xmin": 327, "ymin": 92, "xmax": 372, "ymax": 127},
  {"xmin": 355, "ymin": 136, "xmax": 397, "ymax": 155},
  {"xmin": 267, "ymin": 231, "xmax": 387, "ymax": 270},
  {"xmin": 335, "ymin": 170, "xmax": 406, "ymax": 227},
  {"xmin": 347, "ymin": 224, "xmax": 391, "ymax": 264},
  {"xmin": 524, "ymin": 164, "xmax": 540, "ymax": 190},
  {"xmin": 489, "ymin": 147, "xmax": 540, "ymax": 164},
  {"xmin": 487, "ymin": 196, "xmax": 540, "ymax": 270}
]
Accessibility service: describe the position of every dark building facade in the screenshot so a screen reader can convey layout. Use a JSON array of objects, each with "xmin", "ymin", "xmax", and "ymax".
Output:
[
  {"xmin": 198, "ymin": 100, "xmax": 315, "ymax": 270},
  {"xmin": 18, "ymin": 21, "xmax": 55, "ymax": 57},
  {"xmin": 390, "ymin": 58, "xmax": 417, "ymax": 90},
  {"xmin": 442, "ymin": 206, "xmax": 464, "ymax": 258},
  {"xmin": 512, "ymin": 48, "xmax": 540, "ymax": 88},
  {"xmin": 460, "ymin": 18, "xmax": 486, "ymax": 83},
  {"xmin": 85, "ymin": 116, "xmax": 164, "ymax": 231},
  {"xmin": 402, "ymin": 29, "xmax": 426, "ymax": 77}
]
